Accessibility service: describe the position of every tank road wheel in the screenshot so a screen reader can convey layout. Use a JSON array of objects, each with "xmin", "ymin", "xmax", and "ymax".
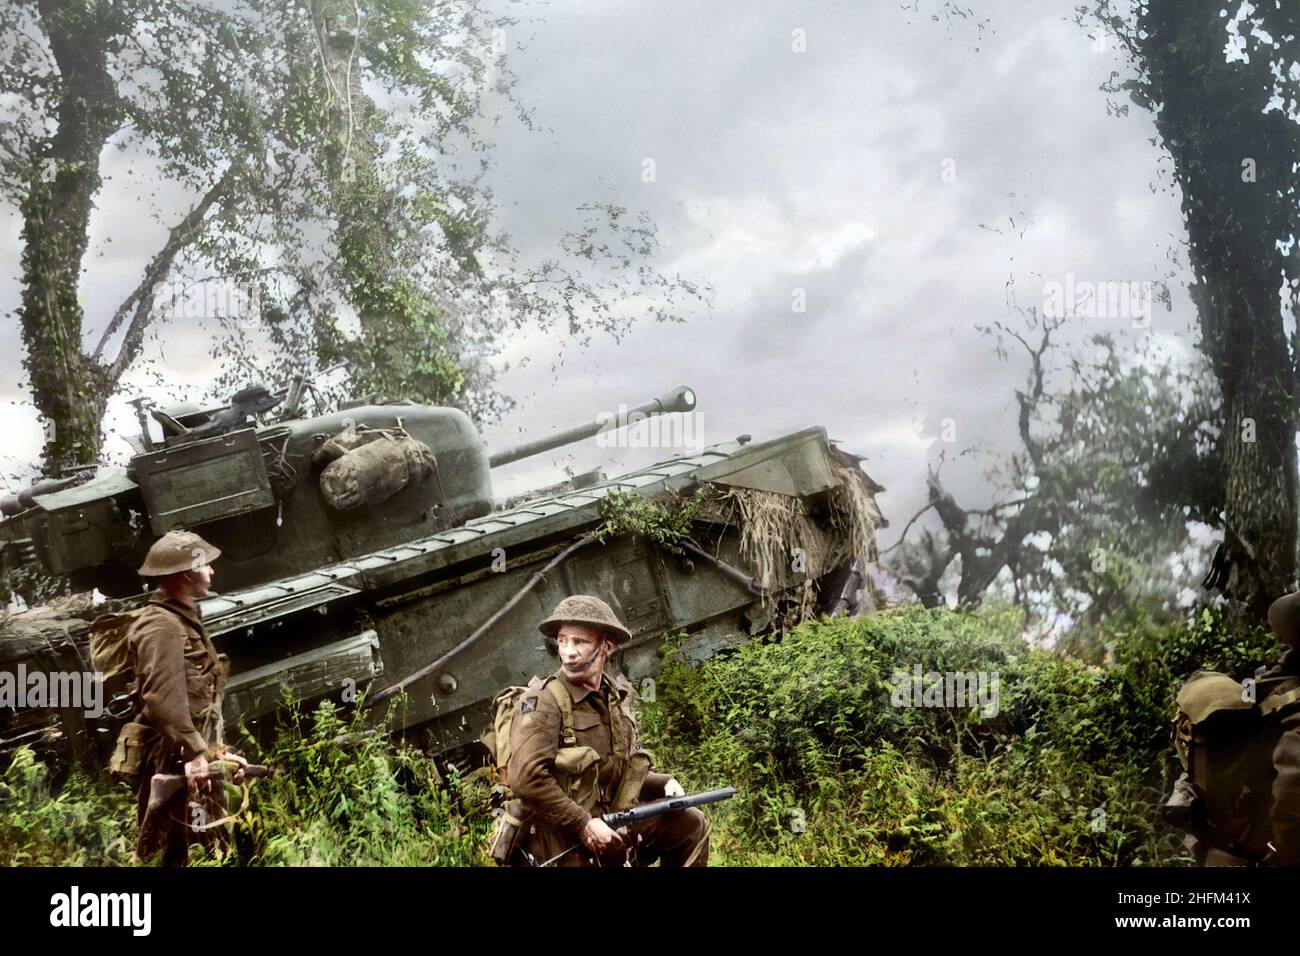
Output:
[
  {"xmin": 814, "ymin": 559, "xmax": 868, "ymax": 618},
  {"xmin": 425, "ymin": 737, "xmax": 491, "ymax": 781}
]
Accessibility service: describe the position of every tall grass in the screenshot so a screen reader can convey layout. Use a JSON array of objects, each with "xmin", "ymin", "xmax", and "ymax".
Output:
[{"xmin": 0, "ymin": 605, "xmax": 1278, "ymax": 866}]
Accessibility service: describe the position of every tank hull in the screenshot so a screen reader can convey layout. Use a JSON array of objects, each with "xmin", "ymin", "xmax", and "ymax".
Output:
[{"xmin": 1, "ymin": 427, "xmax": 883, "ymax": 768}]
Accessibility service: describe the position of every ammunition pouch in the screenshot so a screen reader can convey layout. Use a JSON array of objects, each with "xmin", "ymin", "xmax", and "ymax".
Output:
[
  {"xmin": 611, "ymin": 750, "xmax": 653, "ymax": 812},
  {"xmin": 489, "ymin": 798, "xmax": 533, "ymax": 866},
  {"xmin": 555, "ymin": 745, "xmax": 601, "ymax": 812},
  {"xmin": 109, "ymin": 721, "xmax": 151, "ymax": 778}
]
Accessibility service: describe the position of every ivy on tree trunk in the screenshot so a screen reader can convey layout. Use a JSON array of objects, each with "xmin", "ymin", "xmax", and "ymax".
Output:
[
  {"xmin": 1137, "ymin": 0, "xmax": 1299, "ymax": 617},
  {"xmin": 17, "ymin": 0, "xmax": 120, "ymax": 474}
]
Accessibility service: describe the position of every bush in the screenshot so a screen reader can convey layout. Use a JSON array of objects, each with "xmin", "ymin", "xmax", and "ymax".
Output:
[
  {"xmin": 0, "ymin": 747, "xmax": 137, "ymax": 866},
  {"xmin": 637, "ymin": 605, "xmax": 1281, "ymax": 866},
  {"xmin": 2, "ymin": 605, "xmax": 1278, "ymax": 866},
  {"xmin": 226, "ymin": 694, "xmax": 494, "ymax": 866},
  {"xmin": 0, "ymin": 695, "xmax": 495, "ymax": 867}
]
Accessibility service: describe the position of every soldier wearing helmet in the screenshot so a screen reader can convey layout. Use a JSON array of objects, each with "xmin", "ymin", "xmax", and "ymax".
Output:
[
  {"xmin": 1164, "ymin": 590, "xmax": 1300, "ymax": 866},
  {"xmin": 505, "ymin": 594, "xmax": 711, "ymax": 866},
  {"xmin": 126, "ymin": 530, "xmax": 242, "ymax": 865}
]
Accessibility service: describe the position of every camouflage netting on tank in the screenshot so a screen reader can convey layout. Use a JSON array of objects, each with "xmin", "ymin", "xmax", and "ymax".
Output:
[
  {"xmin": 706, "ymin": 455, "xmax": 880, "ymax": 609},
  {"xmin": 714, "ymin": 486, "xmax": 819, "ymax": 594},
  {"xmin": 826, "ymin": 454, "xmax": 883, "ymax": 572}
]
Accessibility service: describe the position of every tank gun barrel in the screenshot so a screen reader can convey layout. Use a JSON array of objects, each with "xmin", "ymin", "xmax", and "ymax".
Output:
[{"xmin": 488, "ymin": 386, "xmax": 697, "ymax": 468}]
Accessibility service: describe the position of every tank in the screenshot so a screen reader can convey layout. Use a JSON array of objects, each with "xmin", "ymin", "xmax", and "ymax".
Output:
[{"xmin": 0, "ymin": 382, "xmax": 886, "ymax": 771}]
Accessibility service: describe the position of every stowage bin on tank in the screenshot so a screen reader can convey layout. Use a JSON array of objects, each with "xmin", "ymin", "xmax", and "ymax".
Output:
[{"xmin": 0, "ymin": 382, "xmax": 885, "ymax": 769}]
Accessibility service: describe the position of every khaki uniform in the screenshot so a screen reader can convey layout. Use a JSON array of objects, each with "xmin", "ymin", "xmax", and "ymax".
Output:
[
  {"xmin": 1175, "ymin": 649, "xmax": 1300, "ymax": 866},
  {"xmin": 1242, "ymin": 650, "xmax": 1300, "ymax": 865},
  {"xmin": 507, "ymin": 668, "xmax": 710, "ymax": 866},
  {"xmin": 128, "ymin": 591, "xmax": 230, "ymax": 865}
]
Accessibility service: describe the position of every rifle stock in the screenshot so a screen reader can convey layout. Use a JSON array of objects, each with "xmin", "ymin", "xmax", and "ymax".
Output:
[{"xmin": 146, "ymin": 762, "xmax": 274, "ymax": 811}]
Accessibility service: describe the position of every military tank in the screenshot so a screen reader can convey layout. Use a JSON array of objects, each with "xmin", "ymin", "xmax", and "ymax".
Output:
[{"xmin": 0, "ymin": 381, "xmax": 885, "ymax": 770}]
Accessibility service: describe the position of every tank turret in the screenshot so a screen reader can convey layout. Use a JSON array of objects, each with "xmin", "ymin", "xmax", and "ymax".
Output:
[{"xmin": 0, "ymin": 385, "xmax": 703, "ymax": 596}]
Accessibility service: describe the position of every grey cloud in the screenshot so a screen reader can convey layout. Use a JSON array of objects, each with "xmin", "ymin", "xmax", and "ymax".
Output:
[{"xmin": 2, "ymin": 0, "xmax": 1200, "ymax": 553}]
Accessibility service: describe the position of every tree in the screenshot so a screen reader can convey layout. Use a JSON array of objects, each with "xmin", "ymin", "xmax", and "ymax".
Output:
[
  {"xmin": 3, "ymin": 0, "xmax": 708, "ymax": 474},
  {"xmin": 1078, "ymin": 0, "xmax": 1300, "ymax": 618},
  {"xmin": 887, "ymin": 308, "xmax": 1223, "ymax": 627}
]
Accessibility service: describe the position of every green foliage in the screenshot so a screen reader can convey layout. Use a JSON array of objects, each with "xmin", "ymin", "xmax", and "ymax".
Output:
[
  {"xmin": 226, "ymin": 694, "xmax": 493, "ymax": 866},
  {"xmin": 595, "ymin": 489, "xmax": 707, "ymax": 553},
  {"xmin": 0, "ymin": 694, "xmax": 493, "ymax": 867},
  {"xmin": 0, "ymin": 748, "xmax": 137, "ymax": 866},
  {"xmin": 0, "ymin": 563, "xmax": 68, "ymax": 606},
  {"xmin": 639, "ymin": 605, "xmax": 1280, "ymax": 865},
  {"xmin": 3, "ymin": 606, "xmax": 1279, "ymax": 866},
  {"xmin": 3, "ymin": 0, "xmax": 711, "ymax": 472}
]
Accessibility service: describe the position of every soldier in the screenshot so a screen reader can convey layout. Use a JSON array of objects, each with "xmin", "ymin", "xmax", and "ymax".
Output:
[
  {"xmin": 1165, "ymin": 590, "xmax": 1300, "ymax": 866},
  {"xmin": 506, "ymin": 595, "xmax": 711, "ymax": 866},
  {"xmin": 126, "ymin": 530, "xmax": 242, "ymax": 865},
  {"xmin": 1254, "ymin": 590, "xmax": 1300, "ymax": 864}
]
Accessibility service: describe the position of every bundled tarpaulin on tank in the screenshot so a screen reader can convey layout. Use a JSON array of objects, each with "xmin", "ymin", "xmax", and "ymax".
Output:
[{"xmin": 315, "ymin": 424, "xmax": 437, "ymax": 511}]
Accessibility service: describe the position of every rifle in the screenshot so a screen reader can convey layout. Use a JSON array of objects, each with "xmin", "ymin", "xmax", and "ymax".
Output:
[
  {"xmin": 533, "ymin": 787, "xmax": 736, "ymax": 867},
  {"xmin": 146, "ymin": 760, "xmax": 274, "ymax": 815}
]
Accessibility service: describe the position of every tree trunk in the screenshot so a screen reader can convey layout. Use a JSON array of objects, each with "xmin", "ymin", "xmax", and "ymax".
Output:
[
  {"xmin": 17, "ymin": 1, "xmax": 119, "ymax": 474},
  {"xmin": 1216, "ymin": 310, "xmax": 1298, "ymax": 615},
  {"xmin": 1139, "ymin": 0, "xmax": 1299, "ymax": 617}
]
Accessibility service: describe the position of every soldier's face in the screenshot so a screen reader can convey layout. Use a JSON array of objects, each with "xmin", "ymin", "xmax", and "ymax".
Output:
[
  {"xmin": 557, "ymin": 624, "xmax": 607, "ymax": 679},
  {"xmin": 184, "ymin": 565, "xmax": 214, "ymax": 598},
  {"xmin": 162, "ymin": 565, "xmax": 213, "ymax": 601}
]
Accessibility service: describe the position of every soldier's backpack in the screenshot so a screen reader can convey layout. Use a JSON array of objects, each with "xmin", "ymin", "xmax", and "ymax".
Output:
[
  {"xmin": 1169, "ymin": 670, "xmax": 1300, "ymax": 854},
  {"xmin": 482, "ymin": 675, "xmax": 577, "ymax": 778},
  {"xmin": 88, "ymin": 608, "xmax": 148, "ymax": 696},
  {"xmin": 86, "ymin": 607, "xmax": 154, "ymax": 778},
  {"xmin": 480, "ymin": 676, "xmax": 588, "ymax": 865}
]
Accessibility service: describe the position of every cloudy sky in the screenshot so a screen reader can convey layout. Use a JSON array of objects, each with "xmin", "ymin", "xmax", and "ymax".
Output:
[
  {"xmin": 0, "ymin": 0, "xmax": 1200, "ymax": 553},
  {"xmin": 475, "ymin": 0, "xmax": 1197, "ymax": 532}
]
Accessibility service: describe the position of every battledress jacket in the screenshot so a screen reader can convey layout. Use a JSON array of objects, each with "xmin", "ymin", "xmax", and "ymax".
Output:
[
  {"xmin": 129, "ymin": 592, "xmax": 228, "ymax": 762},
  {"xmin": 127, "ymin": 592, "xmax": 230, "ymax": 864},
  {"xmin": 507, "ymin": 669, "xmax": 672, "ymax": 863},
  {"xmin": 1254, "ymin": 650, "xmax": 1300, "ymax": 865}
]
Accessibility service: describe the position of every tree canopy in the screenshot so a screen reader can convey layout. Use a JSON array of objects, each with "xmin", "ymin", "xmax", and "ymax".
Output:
[{"xmin": 3, "ymin": 0, "xmax": 708, "ymax": 474}]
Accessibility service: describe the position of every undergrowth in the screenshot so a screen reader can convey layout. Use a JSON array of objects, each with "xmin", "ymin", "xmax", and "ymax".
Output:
[
  {"xmin": 636, "ymin": 605, "xmax": 1279, "ymax": 866},
  {"xmin": 0, "ymin": 605, "xmax": 1278, "ymax": 866}
]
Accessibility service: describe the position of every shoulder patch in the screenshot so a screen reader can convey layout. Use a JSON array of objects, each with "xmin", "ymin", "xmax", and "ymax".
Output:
[{"xmin": 519, "ymin": 695, "xmax": 538, "ymax": 715}]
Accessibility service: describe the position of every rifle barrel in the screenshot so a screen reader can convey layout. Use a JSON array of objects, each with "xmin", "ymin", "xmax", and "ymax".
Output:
[{"xmin": 604, "ymin": 787, "xmax": 736, "ymax": 827}]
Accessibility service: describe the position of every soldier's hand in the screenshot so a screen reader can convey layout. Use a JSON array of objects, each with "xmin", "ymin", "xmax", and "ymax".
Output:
[
  {"xmin": 663, "ymin": 777, "xmax": 685, "ymax": 798},
  {"xmin": 581, "ymin": 818, "xmax": 624, "ymax": 853},
  {"xmin": 221, "ymin": 751, "xmax": 249, "ymax": 784},
  {"xmin": 184, "ymin": 755, "xmax": 210, "ymax": 792}
]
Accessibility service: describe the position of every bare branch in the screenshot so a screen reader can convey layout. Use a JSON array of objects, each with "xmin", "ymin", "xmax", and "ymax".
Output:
[
  {"xmin": 98, "ymin": 164, "xmax": 241, "ymax": 381},
  {"xmin": 881, "ymin": 500, "xmax": 937, "ymax": 555}
]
